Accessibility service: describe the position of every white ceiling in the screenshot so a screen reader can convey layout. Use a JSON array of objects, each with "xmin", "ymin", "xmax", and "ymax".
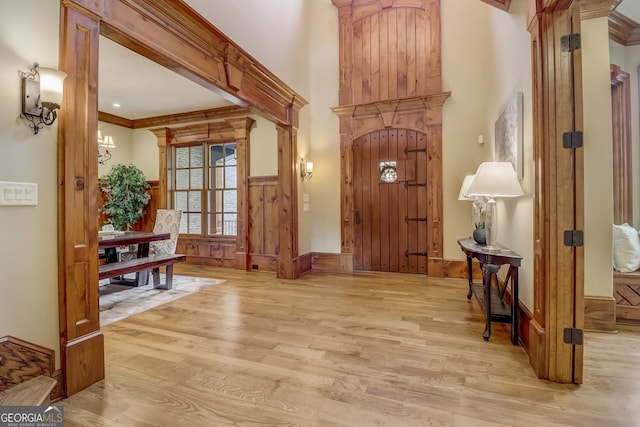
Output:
[
  {"xmin": 616, "ymin": 0, "xmax": 640, "ymax": 23},
  {"xmin": 98, "ymin": 36, "xmax": 233, "ymax": 120}
]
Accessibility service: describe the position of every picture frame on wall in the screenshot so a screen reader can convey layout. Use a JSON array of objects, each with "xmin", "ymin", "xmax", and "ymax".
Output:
[{"xmin": 495, "ymin": 91, "xmax": 524, "ymax": 179}]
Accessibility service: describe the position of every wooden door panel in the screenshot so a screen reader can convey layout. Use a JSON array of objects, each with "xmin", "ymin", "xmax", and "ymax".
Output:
[
  {"xmin": 369, "ymin": 132, "xmax": 381, "ymax": 271},
  {"xmin": 379, "ymin": 131, "xmax": 390, "ymax": 271},
  {"xmin": 354, "ymin": 129, "xmax": 428, "ymax": 273}
]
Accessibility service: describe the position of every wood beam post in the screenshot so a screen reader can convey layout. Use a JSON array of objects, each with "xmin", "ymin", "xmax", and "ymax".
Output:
[
  {"xmin": 228, "ymin": 118, "xmax": 256, "ymax": 270},
  {"xmin": 528, "ymin": 0, "xmax": 584, "ymax": 384},
  {"xmin": 58, "ymin": 0, "xmax": 104, "ymax": 396},
  {"xmin": 276, "ymin": 123, "xmax": 299, "ymax": 279}
]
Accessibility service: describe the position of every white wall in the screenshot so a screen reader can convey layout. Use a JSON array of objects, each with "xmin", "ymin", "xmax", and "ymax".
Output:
[
  {"xmin": 442, "ymin": 0, "xmax": 534, "ymax": 308},
  {"xmin": 582, "ymin": 18, "xmax": 614, "ymax": 298},
  {"xmin": 250, "ymin": 115, "xmax": 278, "ymax": 177},
  {"xmin": 98, "ymin": 121, "xmax": 134, "ymax": 177},
  {"xmin": 0, "ymin": 1, "xmax": 61, "ymax": 365},
  {"xmin": 131, "ymin": 128, "xmax": 159, "ymax": 181}
]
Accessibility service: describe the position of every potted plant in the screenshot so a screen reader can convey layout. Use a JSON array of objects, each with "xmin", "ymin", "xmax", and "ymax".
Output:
[
  {"xmin": 472, "ymin": 200, "xmax": 487, "ymax": 245},
  {"xmin": 99, "ymin": 163, "xmax": 151, "ymax": 230}
]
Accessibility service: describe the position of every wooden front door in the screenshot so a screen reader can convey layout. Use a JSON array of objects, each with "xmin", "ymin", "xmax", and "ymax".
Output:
[{"xmin": 353, "ymin": 129, "xmax": 428, "ymax": 274}]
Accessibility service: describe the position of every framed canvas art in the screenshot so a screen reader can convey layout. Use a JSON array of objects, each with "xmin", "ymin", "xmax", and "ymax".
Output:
[{"xmin": 494, "ymin": 91, "xmax": 523, "ymax": 179}]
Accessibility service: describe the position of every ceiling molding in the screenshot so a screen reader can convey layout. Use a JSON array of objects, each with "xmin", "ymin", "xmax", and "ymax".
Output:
[
  {"xmin": 98, "ymin": 111, "xmax": 134, "ymax": 128},
  {"xmin": 579, "ymin": 0, "xmax": 611, "ymax": 20},
  {"xmin": 99, "ymin": 106, "xmax": 253, "ymax": 129},
  {"xmin": 479, "ymin": 0, "xmax": 511, "ymax": 12},
  {"xmin": 609, "ymin": 10, "xmax": 640, "ymax": 46}
]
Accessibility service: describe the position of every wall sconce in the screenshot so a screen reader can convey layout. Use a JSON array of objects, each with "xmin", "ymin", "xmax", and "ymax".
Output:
[
  {"xmin": 300, "ymin": 158, "xmax": 313, "ymax": 180},
  {"xmin": 97, "ymin": 130, "xmax": 116, "ymax": 165},
  {"xmin": 20, "ymin": 63, "xmax": 67, "ymax": 134}
]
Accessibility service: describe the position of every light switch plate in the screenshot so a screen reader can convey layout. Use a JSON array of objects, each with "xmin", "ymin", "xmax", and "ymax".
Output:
[{"xmin": 0, "ymin": 182, "xmax": 38, "ymax": 206}]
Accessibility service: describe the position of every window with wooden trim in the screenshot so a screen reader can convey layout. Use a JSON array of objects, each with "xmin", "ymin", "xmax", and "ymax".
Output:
[{"xmin": 171, "ymin": 142, "xmax": 237, "ymax": 236}]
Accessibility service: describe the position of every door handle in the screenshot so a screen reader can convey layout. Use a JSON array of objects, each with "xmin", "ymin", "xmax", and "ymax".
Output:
[{"xmin": 355, "ymin": 210, "xmax": 361, "ymax": 225}]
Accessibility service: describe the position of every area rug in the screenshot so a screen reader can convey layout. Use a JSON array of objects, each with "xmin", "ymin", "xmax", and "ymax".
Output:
[{"xmin": 99, "ymin": 274, "xmax": 224, "ymax": 326}]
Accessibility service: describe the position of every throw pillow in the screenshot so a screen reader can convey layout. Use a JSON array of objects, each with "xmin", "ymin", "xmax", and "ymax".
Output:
[{"xmin": 613, "ymin": 223, "xmax": 640, "ymax": 272}]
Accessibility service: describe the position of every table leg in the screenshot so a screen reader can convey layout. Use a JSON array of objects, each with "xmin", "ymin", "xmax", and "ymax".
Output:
[
  {"xmin": 511, "ymin": 266, "xmax": 519, "ymax": 345},
  {"xmin": 466, "ymin": 255, "xmax": 473, "ymax": 299},
  {"xmin": 134, "ymin": 243, "xmax": 151, "ymax": 287},
  {"xmin": 482, "ymin": 263, "xmax": 500, "ymax": 341}
]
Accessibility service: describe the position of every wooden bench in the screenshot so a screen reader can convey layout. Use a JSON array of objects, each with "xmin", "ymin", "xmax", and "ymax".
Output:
[
  {"xmin": 99, "ymin": 253, "xmax": 187, "ymax": 290},
  {"xmin": 614, "ymin": 270, "xmax": 640, "ymax": 325}
]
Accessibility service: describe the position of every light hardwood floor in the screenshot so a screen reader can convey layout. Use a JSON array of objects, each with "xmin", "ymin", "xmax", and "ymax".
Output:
[{"xmin": 61, "ymin": 265, "xmax": 640, "ymax": 426}]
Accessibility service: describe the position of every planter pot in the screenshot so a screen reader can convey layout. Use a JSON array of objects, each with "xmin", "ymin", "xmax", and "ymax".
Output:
[{"xmin": 473, "ymin": 228, "xmax": 486, "ymax": 245}]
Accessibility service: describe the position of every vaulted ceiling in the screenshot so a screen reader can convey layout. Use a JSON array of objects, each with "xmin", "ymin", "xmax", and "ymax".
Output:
[{"xmin": 98, "ymin": 0, "xmax": 638, "ymax": 125}]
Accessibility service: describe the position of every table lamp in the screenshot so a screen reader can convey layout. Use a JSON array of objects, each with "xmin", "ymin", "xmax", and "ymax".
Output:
[
  {"xmin": 458, "ymin": 174, "xmax": 486, "ymax": 239},
  {"xmin": 466, "ymin": 162, "xmax": 523, "ymax": 252}
]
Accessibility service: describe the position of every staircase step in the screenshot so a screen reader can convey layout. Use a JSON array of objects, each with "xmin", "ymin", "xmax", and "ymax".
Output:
[{"xmin": 0, "ymin": 375, "xmax": 57, "ymax": 406}]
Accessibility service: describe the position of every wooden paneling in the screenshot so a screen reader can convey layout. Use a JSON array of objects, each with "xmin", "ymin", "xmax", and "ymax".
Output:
[
  {"xmin": 176, "ymin": 237, "xmax": 237, "ymax": 267},
  {"xmin": 332, "ymin": 0, "xmax": 446, "ymax": 276},
  {"xmin": 311, "ymin": 252, "xmax": 354, "ymax": 273},
  {"xmin": 337, "ymin": 0, "xmax": 442, "ymax": 105},
  {"xmin": 610, "ymin": 64, "xmax": 633, "ymax": 226},
  {"xmin": 58, "ymin": 2, "xmax": 104, "ymax": 396},
  {"xmin": 584, "ymin": 296, "xmax": 616, "ymax": 332},
  {"xmin": 248, "ymin": 176, "xmax": 279, "ymax": 257}
]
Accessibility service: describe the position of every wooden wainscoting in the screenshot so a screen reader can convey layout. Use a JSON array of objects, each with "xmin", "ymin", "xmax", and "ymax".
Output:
[
  {"xmin": 584, "ymin": 296, "xmax": 617, "ymax": 332},
  {"xmin": 248, "ymin": 176, "xmax": 279, "ymax": 272},
  {"xmin": 177, "ymin": 237, "xmax": 237, "ymax": 267}
]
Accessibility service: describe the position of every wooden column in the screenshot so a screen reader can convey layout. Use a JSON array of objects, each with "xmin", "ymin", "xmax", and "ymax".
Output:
[
  {"xmin": 228, "ymin": 118, "xmax": 256, "ymax": 270},
  {"xmin": 276, "ymin": 123, "xmax": 299, "ymax": 279},
  {"xmin": 528, "ymin": 0, "xmax": 585, "ymax": 384},
  {"xmin": 58, "ymin": 1, "xmax": 104, "ymax": 395},
  {"xmin": 152, "ymin": 127, "xmax": 173, "ymax": 210},
  {"xmin": 610, "ymin": 65, "xmax": 632, "ymax": 225}
]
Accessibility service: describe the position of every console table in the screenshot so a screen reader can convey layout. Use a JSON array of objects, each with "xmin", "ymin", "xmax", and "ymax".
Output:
[{"xmin": 457, "ymin": 238, "xmax": 522, "ymax": 344}]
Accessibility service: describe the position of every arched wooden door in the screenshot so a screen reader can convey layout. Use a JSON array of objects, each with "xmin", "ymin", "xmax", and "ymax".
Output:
[{"xmin": 353, "ymin": 129, "xmax": 428, "ymax": 273}]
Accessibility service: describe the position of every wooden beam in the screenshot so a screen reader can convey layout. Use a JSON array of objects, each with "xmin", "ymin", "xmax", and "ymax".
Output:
[
  {"xmin": 99, "ymin": 106, "xmax": 253, "ymax": 129},
  {"xmin": 95, "ymin": 0, "xmax": 307, "ymax": 126},
  {"xmin": 480, "ymin": 0, "xmax": 512, "ymax": 12}
]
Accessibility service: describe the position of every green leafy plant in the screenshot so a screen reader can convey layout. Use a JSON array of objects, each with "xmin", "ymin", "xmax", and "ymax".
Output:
[
  {"xmin": 474, "ymin": 221, "xmax": 485, "ymax": 230},
  {"xmin": 99, "ymin": 163, "xmax": 151, "ymax": 230}
]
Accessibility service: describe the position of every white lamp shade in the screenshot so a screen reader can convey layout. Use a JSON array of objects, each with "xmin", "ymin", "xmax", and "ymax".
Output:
[
  {"xmin": 457, "ymin": 175, "xmax": 476, "ymax": 200},
  {"xmin": 467, "ymin": 162, "xmax": 523, "ymax": 198},
  {"xmin": 38, "ymin": 67, "xmax": 67, "ymax": 105}
]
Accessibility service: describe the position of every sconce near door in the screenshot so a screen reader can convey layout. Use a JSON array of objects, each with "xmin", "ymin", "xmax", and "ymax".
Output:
[
  {"xmin": 300, "ymin": 158, "xmax": 313, "ymax": 180},
  {"xmin": 98, "ymin": 130, "xmax": 116, "ymax": 165},
  {"xmin": 20, "ymin": 63, "xmax": 67, "ymax": 135}
]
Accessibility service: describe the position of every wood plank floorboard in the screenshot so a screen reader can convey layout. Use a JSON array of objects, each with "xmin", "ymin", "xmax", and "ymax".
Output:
[{"xmin": 60, "ymin": 265, "xmax": 640, "ymax": 426}]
